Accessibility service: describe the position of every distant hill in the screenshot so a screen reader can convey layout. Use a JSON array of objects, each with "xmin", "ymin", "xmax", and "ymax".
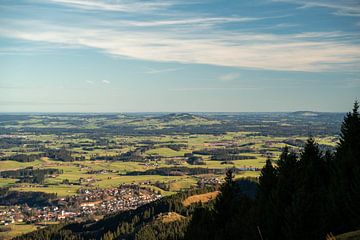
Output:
[
  {"xmin": 156, "ymin": 113, "xmax": 209, "ymax": 122},
  {"xmin": 291, "ymin": 111, "xmax": 320, "ymax": 116}
]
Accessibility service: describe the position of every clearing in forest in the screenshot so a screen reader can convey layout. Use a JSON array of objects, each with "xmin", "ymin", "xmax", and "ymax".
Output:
[{"xmin": 182, "ymin": 191, "xmax": 220, "ymax": 207}]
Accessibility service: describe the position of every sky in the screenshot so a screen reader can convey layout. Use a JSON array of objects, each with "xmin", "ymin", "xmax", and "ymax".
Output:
[{"xmin": 0, "ymin": 0, "xmax": 359, "ymax": 112}]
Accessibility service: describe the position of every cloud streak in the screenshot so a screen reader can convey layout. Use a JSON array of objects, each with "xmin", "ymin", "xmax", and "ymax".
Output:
[
  {"xmin": 1, "ymin": 1, "xmax": 359, "ymax": 72},
  {"xmin": 1, "ymin": 21, "xmax": 359, "ymax": 72},
  {"xmin": 118, "ymin": 17, "xmax": 264, "ymax": 27},
  {"xmin": 273, "ymin": 0, "xmax": 360, "ymax": 17},
  {"xmin": 46, "ymin": 0, "xmax": 180, "ymax": 12},
  {"xmin": 145, "ymin": 67, "xmax": 183, "ymax": 74}
]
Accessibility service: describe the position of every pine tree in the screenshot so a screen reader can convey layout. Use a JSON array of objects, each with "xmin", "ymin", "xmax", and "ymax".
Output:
[
  {"xmin": 102, "ymin": 231, "xmax": 114, "ymax": 240},
  {"xmin": 212, "ymin": 169, "xmax": 236, "ymax": 239},
  {"xmin": 185, "ymin": 206, "xmax": 214, "ymax": 240},
  {"xmin": 273, "ymin": 147, "xmax": 299, "ymax": 240},
  {"xmin": 336, "ymin": 101, "xmax": 360, "ymax": 163},
  {"xmin": 284, "ymin": 138, "xmax": 328, "ymax": 240},
  {"xmin": 333, "ymin": 101, "xmax": 360, "ymax": 231},
  {"xmin": 214, "ymin": 169, "xmax": 235, "ymax": 221},
  {"xmin": 135, "ymin": 226, "xmax": 156, "ymax": 240},
  {"xmin": 257, "ymin": 158, "xmax": 277, "ymax": 240},
  {"xmin": 258, "ymin": 159, "xmax": 276, "ymax": 199},
  {"xmin": 214, "ymin": 169, "xmax": 258, "ymax": 240}
]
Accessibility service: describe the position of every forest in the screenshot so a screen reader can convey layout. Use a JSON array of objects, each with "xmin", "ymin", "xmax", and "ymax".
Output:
[
  {"xmin": 185, "ymin": 102, "xmax": 360, "ymax": 240},
  {"xmin": 0, "ymin": 189, "xmax": 57, "ymax": 207},
  {"xmin": 0, "ymin": 168, "xmax": 62, "ymax": 184}
]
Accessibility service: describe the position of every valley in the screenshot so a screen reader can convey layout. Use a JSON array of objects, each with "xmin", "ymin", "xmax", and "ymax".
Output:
[{"xmin": 0, "ymin": 112, "xmax": 342, "ymax": 239}]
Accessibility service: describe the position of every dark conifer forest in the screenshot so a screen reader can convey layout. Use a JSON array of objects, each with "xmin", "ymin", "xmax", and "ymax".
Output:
[{"xmin": 186, "ymin": 102, "xmax": 360, "ymax": 240}]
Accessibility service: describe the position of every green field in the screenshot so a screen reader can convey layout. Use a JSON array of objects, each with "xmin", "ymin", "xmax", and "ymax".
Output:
[
  {"xmin": 0, "ymin": 223, "xmax": 37, "ymax": 240},
  {"xmin": 0, "ymin": 132, "xmax": 337, "ymax": 197}
]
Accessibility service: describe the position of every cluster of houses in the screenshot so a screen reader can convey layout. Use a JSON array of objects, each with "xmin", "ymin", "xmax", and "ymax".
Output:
[
  {"xmin": 0, "ymin": 205, "xmax": 78, "ymax": 225},
  {"xmin": 85, "ymin": 169, "xmax": 118, "ymax": 174},
  {"xmin": 0, "ymin": 206, "xmax": 25, "ymax": 225},
  {"xmin": 138, "ymin": 162, "xmax": 159, "ymax": 167},
  {"xmin": 237, "ymin": 166, "xmax": 261, "ymax": 171},
  {"xmin": 65, "ymin": 184, "xmax": 161, "ymax": 216},
  {"xmin": 197, "ymin": 177, "xmax": 223, "ymax": 187},
  {"xmin": 0, "ymin": 185, "xmax": 161, "ymax": 225}
]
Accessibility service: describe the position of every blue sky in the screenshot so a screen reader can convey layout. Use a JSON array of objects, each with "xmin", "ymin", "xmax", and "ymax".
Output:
[{"xmin": 0, "ymin": 0, "xmax": 359, "ymax": 112}]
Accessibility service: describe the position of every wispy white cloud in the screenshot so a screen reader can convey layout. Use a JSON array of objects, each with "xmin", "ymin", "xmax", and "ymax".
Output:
[
  {"xmin": 46, "ymin": 0, "xmax": 180, "ymax": 12},
  {"xmin": 119, "ymin": 17, "xmax": 263, "ymax": 27},
  {"xmin": 273, "ymin": 0, "xmax": 360, "ymax": 17},
  {"xmin": 1, "ymin": 0, "xmax": 359, "ymax": 72},
  {"xmin": 86, "ymin": 80, "xmax": 95, "ymax": 84},
  {"xmin": 102, "ymin": 79, "xmax": 110, "ymax": 84},
  {"xmin": 145, "ymin": 67, "xmax": 183, "ymax": 74},
  {"xmin": 1, "ymin": 21, "xmax": 359, "ymax": 72}
]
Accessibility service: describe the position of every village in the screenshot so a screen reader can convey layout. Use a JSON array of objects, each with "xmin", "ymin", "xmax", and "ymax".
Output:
[{"xmin": 0, "ymin": 184, "xmax": 161, "ymax": 226}]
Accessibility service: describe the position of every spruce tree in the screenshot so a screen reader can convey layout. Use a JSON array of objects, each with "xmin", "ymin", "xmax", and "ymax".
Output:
[
  {"xmin": 274, "ymin": 147, "xmax": 299, "ymax": 240},
  {"xmin": 334, "ymin": 101, "xmax": 360, "ymax": 231},
  {"xmin": 213, "ymin": 169, "xmax": 236, "ymax": 239},
  {"xmin": 336, "ymin": 101, "xmax": 360, "ymax": 163},
  {"xmin": 185, "ymin": 206, "xmax": 214, "ymax": 240},
  {"xmin": 258, "ymin": 159, "xmax": 276, "ymax": 199},
  {"xmin": 209, "ymin": 169, "xmax": 257, "ymax": 240},
  {"xmin": 284, "ymin": 138, "xmax": 328, "ymax": 240},
  {"xmin": 257, "ymin": 158, "xmax": 277, "ymax": 240}
]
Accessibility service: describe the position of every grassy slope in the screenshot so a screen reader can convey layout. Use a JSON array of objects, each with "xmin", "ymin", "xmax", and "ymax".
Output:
[
  {"xmin": 336, "ymin": 230, "xmax": 360, "ymax": 240},
  {"xmin": 0, "ymin": 223, "xmax": 37, "ymax": 240},
  {"xmin": 182, "ymin": 191, "xmax": 220, "ymax": 207}
]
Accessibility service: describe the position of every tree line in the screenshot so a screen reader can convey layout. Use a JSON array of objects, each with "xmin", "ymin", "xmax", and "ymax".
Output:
[
  {"xmin": 0, "ymin": 148, "xmax": 73, "ymax": 162},
  {"xmin": 0, "ymin": 167, "xmax": 62, "ymax": 184}
]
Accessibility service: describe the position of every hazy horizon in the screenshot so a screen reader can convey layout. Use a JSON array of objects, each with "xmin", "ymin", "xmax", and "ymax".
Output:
[{"xmin": 0, "ymin": 111, "xmax": 347, "ymax": 114}]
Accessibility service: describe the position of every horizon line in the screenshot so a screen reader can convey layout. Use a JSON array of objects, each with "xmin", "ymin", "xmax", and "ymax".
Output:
[{"xmin": 0, "ymin": 111, "xmax": 346, "ymax": 114}]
